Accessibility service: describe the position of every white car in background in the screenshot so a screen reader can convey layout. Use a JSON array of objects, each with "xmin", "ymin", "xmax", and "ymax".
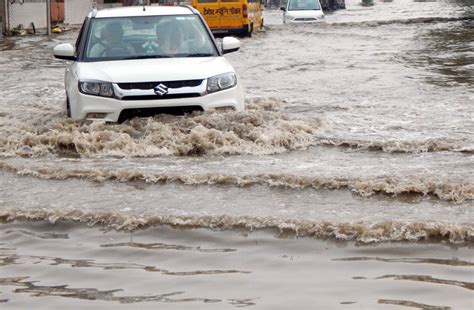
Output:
[
  {"xmin": 53, "ymin": 5, "xmax": 244, "ymax": 123},
  {"xmin": 281, "ymin": 0, "xmax": 325, "ymax": 23}
]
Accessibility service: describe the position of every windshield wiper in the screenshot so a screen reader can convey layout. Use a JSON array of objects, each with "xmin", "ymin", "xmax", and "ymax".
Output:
[
  {"xmin": 185, "ymin": 53, "xmax": 215, "ymax": 57},
  {"xmin": 124, "ymin": 55, "xmax": 172, "ymax": 60}
]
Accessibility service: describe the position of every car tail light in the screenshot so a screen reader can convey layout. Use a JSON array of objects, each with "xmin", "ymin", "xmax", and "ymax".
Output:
[{"xmin": 242, "ymin": 4, "xmax": 248, "ymax": 18}]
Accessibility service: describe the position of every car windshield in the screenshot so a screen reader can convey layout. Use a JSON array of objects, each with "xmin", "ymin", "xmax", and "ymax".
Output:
[
  {"xmin": 84, "ymin": 15, "xmax": 218, "ymax": 61},
  {"xmin": 288, "ymin": 0, "xmax": 321, "ymax": 11}
]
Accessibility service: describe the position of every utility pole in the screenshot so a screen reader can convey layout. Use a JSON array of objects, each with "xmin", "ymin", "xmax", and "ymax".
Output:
[
  {"xmin": 46, "ymin": 0, "xmax": 51, "ymax": 36},
  {"xmin": 4, "ymin": 0, "xmax": 10, "ymax": 35}
]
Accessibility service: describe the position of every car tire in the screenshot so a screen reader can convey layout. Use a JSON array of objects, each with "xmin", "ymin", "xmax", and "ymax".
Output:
[
  {"xmin": 239, "ymin": 24, "xmax": 251, "ymax": 38},
  {"xmin": 247, "ymin": 23, "xmax": 253, "ymax": 38},
  {"xmin": 66, "ymin": 97, "xmax": 71, "ymax": 118}
]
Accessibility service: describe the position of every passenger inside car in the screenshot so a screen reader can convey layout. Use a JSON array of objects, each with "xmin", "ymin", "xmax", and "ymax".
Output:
[{"xmin": 89, "ymin": 22, "xmax": 136, "ymax": 57}]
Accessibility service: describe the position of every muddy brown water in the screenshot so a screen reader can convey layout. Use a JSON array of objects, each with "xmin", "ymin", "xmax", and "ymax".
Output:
[
  {"xmin": 0, "ymin": 0, "xmax": 473, "ymax": 308},
  {"xmin": 0, "ymin": 222, "xmax": 473, "ymax": 309}
]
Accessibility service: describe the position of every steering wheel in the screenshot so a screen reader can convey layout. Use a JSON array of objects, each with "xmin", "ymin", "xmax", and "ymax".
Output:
[
  {"xmin": 185, "ymin": 36, "xmax": 207, "ymax": 53},
  {"xmin": 100, "ymin": 46, "xmax": 132, "ymax": 57},
  {"xmin": 143, "ymin": 40, "xmax": 160, "ymax": 53}
]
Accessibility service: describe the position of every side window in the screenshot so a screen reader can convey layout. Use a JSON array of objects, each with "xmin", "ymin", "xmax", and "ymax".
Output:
[{"xmin": 198, "ymin": 0, "xmax": 217, "ymax": 2}]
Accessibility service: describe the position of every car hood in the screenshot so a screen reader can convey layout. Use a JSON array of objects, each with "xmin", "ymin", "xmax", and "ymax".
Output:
[{"xmin": 75, "ymin": 57, "xmax": 235, "ymax": 83}]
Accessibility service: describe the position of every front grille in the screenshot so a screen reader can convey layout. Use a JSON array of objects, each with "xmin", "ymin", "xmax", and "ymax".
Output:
[
  {"xmin": 121, "ymin": 93, "xmax": 201, "ymax": 101},
  {"xmin": 295, "ymin": 18, "xmax": 317, "ymax": 21},
  {"xmin": 118, "ymin": 106, "xmax": 204, "ymax": 123},
  {"xmin": 118, "ymin": 79, "xmax": 203, "ymax": 90}
]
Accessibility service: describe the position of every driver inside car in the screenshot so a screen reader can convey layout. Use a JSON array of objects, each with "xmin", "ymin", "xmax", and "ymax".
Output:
[{"xmin": 89, "ymin": 22, "xmax": 135, "ymax": 58}]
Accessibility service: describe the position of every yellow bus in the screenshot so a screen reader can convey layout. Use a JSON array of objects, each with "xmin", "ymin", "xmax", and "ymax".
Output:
[{"xmin": 191, "ymin": 0, "xmax": 263, "ymax": 37}]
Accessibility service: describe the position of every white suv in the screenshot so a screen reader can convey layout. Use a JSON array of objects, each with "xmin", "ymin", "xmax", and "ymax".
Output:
[
  {"xmin": 281, "ymin": 0, "xmax": 324, "ymax": 23},
  {"xmin": 53, "ymin": 5, "xmax": 244, "ymax": 123}
]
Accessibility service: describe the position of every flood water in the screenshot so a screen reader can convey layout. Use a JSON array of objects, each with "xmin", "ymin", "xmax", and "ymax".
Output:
[{"xmin": 0, "ymin": 0, "xmax": 473, "ymax": 308}]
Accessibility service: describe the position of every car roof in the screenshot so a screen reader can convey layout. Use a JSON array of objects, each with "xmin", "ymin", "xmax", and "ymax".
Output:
[{"xmin": 90, "ymin": 6, "xmax": 195, "ymax": 18}]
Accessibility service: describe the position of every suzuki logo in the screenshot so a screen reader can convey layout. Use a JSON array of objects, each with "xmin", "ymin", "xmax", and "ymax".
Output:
[{"xmin": 154, "ymin": 83, "xmax": 168, "ymax": 96}]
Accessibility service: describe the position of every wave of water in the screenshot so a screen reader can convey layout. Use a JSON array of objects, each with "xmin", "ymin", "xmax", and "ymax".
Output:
[
  {"xmin": 1, "ymin": 96, "xmax": 470, "ymax": 158},
  {"xmin": 327, "ymin": 16, "xmax": 474, "ymax": 27},
  {"xmin": 313, "ymin": 136, "xmax": 474, "ymax": 153},
  {"xmin": 1, "ymin": 161, "xmax": 472, "ymax": 202},
  {"xmin": 1, "ymin": 209, "xmax": 472, "ymax": 244},
  {"xmin": 0, "ymin": 98, "xmax": 324, "ymax": 157}
]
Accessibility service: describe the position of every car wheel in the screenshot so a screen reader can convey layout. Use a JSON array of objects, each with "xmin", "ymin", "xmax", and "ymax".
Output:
[
  {"xmin": 66, "ymin": 97, "xmax": 71, "ymax": 118},
  {"xmin": 247, "ymin": 24, "xmax": 253, "ymax": 38}
]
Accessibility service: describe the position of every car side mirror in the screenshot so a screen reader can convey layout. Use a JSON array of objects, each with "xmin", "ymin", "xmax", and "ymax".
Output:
[
  {"xmin": 54, "ymin": 43, "xmax": 76, "ymax": 61},
  {"xmin": 280, "ymin": 7, "xmax": 286, "ymax": 11},
  {"xmin": 222, "ymin": 37, "xmax": 240, "ymax": 54}
]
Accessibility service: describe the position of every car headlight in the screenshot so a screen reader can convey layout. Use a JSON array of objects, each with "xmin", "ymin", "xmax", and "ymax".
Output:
[
  {"xmin": 79, "ymin": 81, "xmax": 114, "ymax": 98},
  {"xmin": 207, "ymin": 73, "xmax": 237, "ymax": 94}
]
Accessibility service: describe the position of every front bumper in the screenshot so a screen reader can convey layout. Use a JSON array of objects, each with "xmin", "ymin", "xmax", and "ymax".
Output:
[
  {"xmin": 284, "ymin": 16, "xmax": 325, "ymax": 23},
  {"xmin": 68, "ymin": 84, "xmax": 245, "ymax": 123}
]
